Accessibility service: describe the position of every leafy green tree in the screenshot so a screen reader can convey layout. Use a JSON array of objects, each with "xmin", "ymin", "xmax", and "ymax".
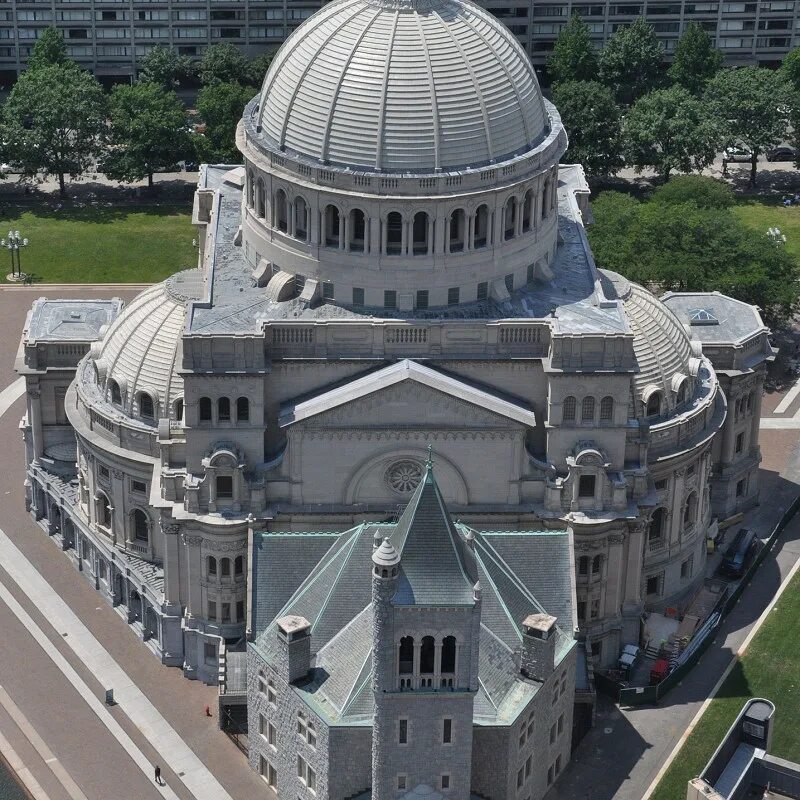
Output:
[
  {"xmin": 26, "ymin": 27, "xmax": 68, "ymax": 71},
  {"xmin": 138, "ymin": 45, "xmax": 194, "ymax": 89},
  {"xmin": 247, "ymin": 51, "xmax": 275, "ymax": 87},
  {"xmin": 651, "ymin": 175, "xmax": 734, "ymax": 208},
  {"xmin": 599, "ymin": 18, "xmax": 664, "ymax": 106},
  {"xmin": 196, "ymin": 80, "xmax": 252, "ymax": 161},
  {"xmin": 781, "ymin": 46, "xmax": 800, "ymax": 92},
  {"xmin": 705, "ymin": 66, "xmax": 791, "ymax": 186},
  {"xmin": 547, "ymin": 14, "xmax": 598, "ymax": 86},
  {"xmin": 3, "ymin": 63, "xmax": 107, "ymax": 195},
  {"xmin": 623, "ymin": 86, "xmax": 720, "ymax": 181},
  {"xmin": 104, "ymin": 82, "xmax": 193, "ymax": 188},
  {"xmin": 668, "ymin": 22, "xmax": 723, "ymax": 96},
  {"xmin": 588, "ymin": 192, "xmax": 800, "ymax": 324},
  {"xmin": 199, "ymin": 43, "xmax": 250, "ymax": 86},
  {"xmin": 553, "ymin": 80, "xmax": 623, "ymax": 175}
]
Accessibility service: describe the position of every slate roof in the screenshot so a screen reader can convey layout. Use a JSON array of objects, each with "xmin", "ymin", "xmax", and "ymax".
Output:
[{"xmin": 250, "ymin": 469, "xmax": 575, "ymax": 727}]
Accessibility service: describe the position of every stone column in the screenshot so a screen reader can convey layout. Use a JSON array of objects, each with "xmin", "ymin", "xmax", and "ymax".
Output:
[
  {"xmin": 467, "ymin": 213, "xmax": 475, "ymax": 250},
  {"xmin": 515, "ymin": 197, "xmax": 523, "ymax": 235},
  {"xmin": 162, "ymin": 523, "xmax": 181, "ymax": 605},
  {"xmin": 183, "ymin": 535, "xmax": 204, "ymax": 620},
  {"xmin": 427, "ymin": 217, "xmax": 434, "ymax": 255},
  {"xmin": 27, "ymin": 384, "xmax": 43, "ymax": 464},
  {"xmin": 400, "ymin": 217, "xmax": 408, "ymax": 255},
  {"xmin": 381, "ymin": 217, "xmax": 388, "ymax": 255},
  {"xmin": 722, "ymin": 395, "xmax": 737, "ymax": 465},
  {"xmin": 207, "ymin": 467, "xmax": 217, "ymax": 513},
  {"xmin": 750, "ymin": 381, "xmax": 763, "ymax": 453},
  {"xmin": 339, "ymin": 211, "xmax": 346, "ymax": 251}
]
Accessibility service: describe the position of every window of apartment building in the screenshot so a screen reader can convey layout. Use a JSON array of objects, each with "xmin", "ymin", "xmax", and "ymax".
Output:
[
  {"xmin": 352, "ymin": 287, "xmax": 364, "ymax": 307},
  {"xmin": 681, "ymin": 555, "xmax": 694, "ymax": 580},
  {"xmin": 645, "ymin": 572, "xmax": 664, "ymax": 597},
  {"xmin": 399, "ymin": 718, "xmax": 408, "ymax": 744},
  {"xmin": 549, "ymin": 722, "xmax": 557, "ymax": 744},
  {"xmin": 527, "ymin": 713, "xmax": 534, "ymax": 739},
  {"xmin": 477, "ymin": 281, "xmax": 488, "ymax": 301},
  {"xmin": 525, "ymin": 755, "xmax": 532, "ymax": 779},
  {"xmin": 441, "ymin": 775, "xmax": 450, "ymax": 790},
  {"xmin": 297, "ymin": 755, "xmax": 316, "ymax": 792},
  {"xmin": 260, "ymin": 756, "xmax": 277, "ymax": 788},
  {"xmin": 560, "ymin": 671, "xmax": 567, "ymax": 697},
  {"xmin": 442, "ymin": 718, "xmax": 452, "ymax": 744},
  {"xmin": 322, "ymin": 282, "xmax": 334, "ymax": 300},
  {"xmin": 519, "ymin": 725, "xmax": 526, "ymax": 748},
  {"xmin": 384, "ymin": 290, "xmax": 397, "ymax": 310},
  {"xmin": 557, "ymin": 713, "xmax": 564, "ymax": 736},
  {"xmin": 217, "ymin": 475, "xmax": 233, "ymax": 499},
  {"xmin": 267, "ymin": 678, "xmax": 276, "ymax": 706},
  {"xmin": 448, "ymin": 287, "xmax": 460, "ymax": 306},
  {"xmin": 505, "ymin": 273, "xmax": 514, "ymax": 293},
  {"xmin": 517, "ymin": 767, "xmax": 524, "ymax": 789},
  {"xmin": 221, "ymin": 602, "xmax": 231, "ymax": 623},
  {"xmin": 397, "ymin": 776, "xmax": 407, "ymax": 791},
  {"xmin": 207, "ymin": 600, "xmax": 216, "ymax": 621},
  {"xmin": 577, "ymin": 600, "xmax": 586, "ymax": 623},
  {"xmin": 590, "ymin": 597, "xmax": 600, "ymax": 620},
  {"xmin": 416, "ymin": 290, "xmax": 429, "ymax": 310}
]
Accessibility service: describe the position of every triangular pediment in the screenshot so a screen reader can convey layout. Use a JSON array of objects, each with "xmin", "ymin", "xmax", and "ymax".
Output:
[{"xmin": 278, "ymin": 360, "xmax": 536, "ymax": 429}]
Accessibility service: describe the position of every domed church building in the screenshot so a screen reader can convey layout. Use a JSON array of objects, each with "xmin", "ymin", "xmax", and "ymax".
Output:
[{"xmin": 17, "ymin": 0, "xmax": 772, "ymax": 791}]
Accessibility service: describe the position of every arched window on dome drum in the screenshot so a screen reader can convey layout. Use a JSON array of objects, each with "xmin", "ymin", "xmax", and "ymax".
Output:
[
  {"xmin": 236, "ymin": 397, "xmax": 249, "ymax": 422},
  {"xmin": 386, "ymin": 211, "xmax": 403, "ymax": 255},
  {"xmin": 563, "ymin": 396, "xmax": 576, "ymax": 422},
  {"xmin": 649, "ymin": 507, "xmax": 666, "ymax": 545},
  {"xmin": 542, "ymin": 180, "xmax": 551, "ymax": 221},
  {"xmin": 221, "ymin": 557, "xmax": 231, "ymax": 577},
  {"xmin": 132, "ymin": 509, "xmax": 149, "ymax": 542},
  {"xmin": 218, "ymin": 397, "xmax": 231, "ymax": 422},
  {"xmin": 412, "ymin": 211, "xmax": 429, "ymax": 255},
  {"xmin": 109, "ymin": 379, "xmax": 121, "ymax": 405},
  {"xmin": 677, "ymin": 379, "xmax": 689, "ymax": 406},
  {"xmin": 578, "ymin": 555, "xmax": 589, "ymax": 575},
  {"xmin": 592, "ymin": 555, "xmax": 603, "ymax": 575},
  {"xmin": 582, "ymin": 396, "xmax": 595, "ymax": 422},
  {"xmin": 449, "ymin": 209, "xmax": 465, "ymax": 253},
  {"xmin": 646, "ymin": 391, "xmax": 662, "ymax": 418},
  {"xmin": 234, "ymin": 555, "xmax": 244, "ymax": 576},
  {"xmin": 97, "ymin": 491, "xmax": 112, "ymax": 529},
  {"xmin": 247, "ymin": 171, "xmax": 254, "ymax": 208},
  {"xmin": 522, "ymin": 190, "xmax": 534, "ymax": 233},
  {"xmin": 420, "ymin": 636, "xmax": 435, "ymax": 674},
  {"xmin": 174, "ymin": 398, "xmax": 184, "ymax": 423},
  {"xmin": 349, "ymin": 209, "xmax": 366, "ymax": 252},
  {"xmin": 324, "ymin": 205, "xmax": 341, "ymax": 248},
  {"xmin": 139, "ymin": 393, "xmax": 154, "ymax": 419},
  {"xmin": 600, "ymin": 396, "xmax": 614, "ymax": 422},
  {"xmin": 256, "ymin": 179, "xmax": 265, "ymax": 218},
  {"xmin": 274, "ymin": 189, "xmax": 288, "ymax": 233},
  {"xmin": 441, "ymin": 636, "xmax": 456, "ymax": 674},
  {"xmin": 683, "ymin": 492, "xmax": 698, "ymax": 528},
  {"xmin": 504, "ymin": 196, "xmax": 517, "ymax": 240},
  {"xmin": 294, "ymin": 196, "xmax": 308, "ymax": 241},
  {"xmin": 199, "ymin": 397, "xmax": 212, "ymax": 422},
  {"xmin": 474, "ymin": 205, "xmax": 489, "ymax": 248},
  {"xmin": 398, "ymin": 636, "xmax": 414, "ymax": 674},
  {"xmin": 207, "ymin": 556, "xmax": 217, "ymax": 576}
]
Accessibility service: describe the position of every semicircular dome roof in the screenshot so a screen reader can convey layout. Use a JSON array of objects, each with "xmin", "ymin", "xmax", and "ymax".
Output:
[
  {"xmin": 93, "ymin": 269, "xmax": 204, "ymax": 418},
  {"xmin": 254, "ymin": 0, "xmax": 549, "ymax": 172},
  {"xmin": 599, "ymin": 270, "xmax": 695, "ymax": 408}
]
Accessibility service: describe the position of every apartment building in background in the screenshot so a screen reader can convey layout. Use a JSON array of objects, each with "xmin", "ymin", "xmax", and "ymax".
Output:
[{"xmin": 0, "ymin": 0, "xmax": 794, "ymax": 86}]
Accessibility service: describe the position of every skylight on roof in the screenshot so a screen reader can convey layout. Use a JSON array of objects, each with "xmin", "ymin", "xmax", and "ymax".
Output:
[{"xmin": 688, "ymin": 307, "xmax": 719, "ymax": 325}]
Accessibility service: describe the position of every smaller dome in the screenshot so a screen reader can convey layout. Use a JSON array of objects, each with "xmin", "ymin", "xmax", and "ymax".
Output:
[
  {"xmin": 373, "ymin": 537, "xmax": 401, "ymax": 567},
  {"xmin": 93, "ymin": 269, "xmax": 203, "ymax": 419}
]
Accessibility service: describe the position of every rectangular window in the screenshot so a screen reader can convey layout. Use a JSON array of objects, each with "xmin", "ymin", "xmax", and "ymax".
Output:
[
  {"xmin": 527, "ymin": 714, "xmax": 534, "ymax": 738},
  {"xmin": 577, "ymin": 600, "xmax": 586, "ymax": 622},
  {"xmin": 443, "ymin": 718, "xmax": 452, "ymax": 744},
  {"xmin": 399, "ymin": 718, "xmax": 408, "ymax": 744},
  {"xmin": 217, "ymin": 475, "xmax": 233, "ymax": 498},
  {"xmin": 517, "ymin": 768, "xmax": 524, "ymax": 789},
  {"xmin": 558, "ymin": 713, "xmax": 564, "ymax": 735},
  {"xmin": 208, "ymin": 600, "xmax": 216, "ymax": 621},
  {"xmin": 352, "ymin": 287, "xmax": 364, "ymax": 306},
  {"xmin": 590, "ymin": 597, "xmax": 600, "ymax": 619},
  {"xmin": 681, "ymin": 555, "xmax": 694, "ymax": 579},
  {"xmin": 736, "ymin": 478, "xmax": 746, "ymax": 497},
  {"xmin": 519, "ymin": 728, "xmax": 526, "ymax": 748},
  {"xmin": 550, "ymin": 722, "xmax": 557, "ymax": 744},
  {"xmin": 525, "ymin": 755, "xmax": 532, "ymax": 778},
  {"xmin": 505, "ymin": 273, "xmax": 514, "ymax": 293},
  {"xmin": 556, "ymin": 755, "xmax": 562, "ymax": 774},
  {"xmin": 552, "ymin": 688, "xmax": 559, "ymax": 705},
  {"xmin": 221, "ymin": 602, "xmax": 231, "ymax": 623},
  {"xmin": 384, "ymin": 290, "xmax": 397, "ymax": 309},
  {"xmin": 267, "ymin": 678, "xmax": 276, "ymax": 705},
  {"xmin": 735, "ymin": 432, "xmax": 744, "ymax": 453},
  {"xmin": 259, "ymin": 713, "xmax": 267, "ymax": 737},
  {"xmin": 416, "ymin": 290, "xmax": 429, "ymax": 310},
  {"xmin": 131, "ymin": 479, "xmax": 147, "ymax": 494},
  {"xmin": 268, "ymin": 722, "xmax": 277, "ymax": 747},
  {"xmin": 397, "ymin": 776, "xmax": 407, "ymax": 790},
  {"xmin": 646, "ymin": 573, "xmax": 662, "ymax": 597},
  {"xmin": 441, "ymin": 775, "xmax": 450, "ymax": 790},
  {"xmin": 298, "ymin": 713, "xmax": 307, "ymax": 738},
  {"xmin": 260, "ymin": 756, "xmax": 277, "ymax": 788},
  {"xmin": 548, "ymin": 765, "xmax": 555, "ymax": 785},
  {"xmin": 99, "ymin": 465, "xmax": 110, "ymax": 478},
  {"xmin": 236, "ymin": 600, "xmax": 245, "ymax": 621},
  {"xmin": 448, "ymin": 287, "xmax": 460, "ymax": 306},
  {"xmin": 322, "ymin": 281, "xmax": 334, "ymax": 300},
  {"xmin": 578, "ymin": 474, "xmax": 596, "ymax": 498},
  {"xmin": 203, "ymin": 642, "xmax": 216, "ymax": 663},
  {"xmin": 477, "ymin": 281, "xmax": 488, "ymax": 301}
]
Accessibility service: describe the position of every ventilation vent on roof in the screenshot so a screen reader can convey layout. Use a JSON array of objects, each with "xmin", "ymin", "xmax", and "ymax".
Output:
[{"xmin": 688, "ymin": 308, "xmax": 719, "ymax": 325}]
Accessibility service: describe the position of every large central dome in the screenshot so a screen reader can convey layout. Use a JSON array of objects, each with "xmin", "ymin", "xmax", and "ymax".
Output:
[{"xmin": 255, "ymin": 0, "xmax": 549, "ymax": 172}]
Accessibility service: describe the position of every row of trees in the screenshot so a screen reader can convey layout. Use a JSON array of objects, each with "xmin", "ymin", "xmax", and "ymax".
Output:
[
  {"xmin": 550, "ymin": 17, "xmax": 799, "ymax": 185},
  {"xmin": 2, "ymin": 29, "xmax": 266, "ymax": 194}
]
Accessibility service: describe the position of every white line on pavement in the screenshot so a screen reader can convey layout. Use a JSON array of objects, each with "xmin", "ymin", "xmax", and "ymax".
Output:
[
  {"xmin": 0, "ymin": 580, "xmax": 180, "ymax": 800},
  {"xmin": 0, "ymin": 529, "xmax": 233, "ymax": 800},
  {"xmin": 0, "ymin": 686, "xmax": 89, "ymax": 800},
  {"xmin": 0, "ymin": 727, "xmax": 52, "ymax": 800},
  {"xmin": 760, "ymin": 418, "xmax": 800, "ymax": 429},
  {"xmin": 774, "ymin": 379, "xmax": 800, "ymax": 414},
  {"xmin": 0, "ymin": 377, "xmax": 24, "ymax": 419}
]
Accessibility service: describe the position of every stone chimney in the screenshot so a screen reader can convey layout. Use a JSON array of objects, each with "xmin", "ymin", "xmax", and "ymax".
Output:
[
  {"xmin": 520, "ymin": 613, "xmax": 557, "ymax": 682},
  {"xmin": 276, "ymin": 615, "xmax": 311, "ymax": 684}
]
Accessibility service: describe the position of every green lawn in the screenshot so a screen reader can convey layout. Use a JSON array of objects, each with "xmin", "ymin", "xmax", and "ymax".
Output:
[
  {"xmin": 650, "ymin": 566, "xmax": 800, "ymax": 800},
  {"xmin": 733, "ymin": 199, "xmax": 800, "ymax": 264},
  {"xmin": 0, "ymin": 204, "xmax": 195, "ymax": 284}
]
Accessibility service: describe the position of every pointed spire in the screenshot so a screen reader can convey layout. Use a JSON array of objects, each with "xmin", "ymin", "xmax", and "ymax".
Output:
[{"xmin": 372, "ymin": 536, "xmax": 400, "ymax": 567}]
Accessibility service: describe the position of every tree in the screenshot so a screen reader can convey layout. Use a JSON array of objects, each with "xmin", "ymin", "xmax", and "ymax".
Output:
[
  {"xmin": 705, "ymin": 67, "xmax": 791, "ymax": 186},
  {"xmin": 196, "ymin": 81, "xmax": 252, "ymax": 162},
  {"xmin": 552, "ymin": 80, "xmax": 623, "ymax": 176},
  {"xmin": 651, "ymin": 175, "xmax": 734, "ymax": 209},
  {"xmin": 781, "ymin": 46, "xmax": 800, "ymax": 93},
  {"xmin": 104, "ymin": 82, "xmax": 193, "ymax": 188},
  {"xmin": 3, "ymin": 63, "xmax": 107, "ymax": 195},
  {"xmin": 26, "ymin": 27, "xmax": 68, "ymax": 71},
  {"xmin": 138, "ymin": 45, "xmax": 194, "ymax": 89},
  {"xmin": 247, "ymin": 51, "xmax": 275, "ymax": 87},
  {"xmin": 199, "ymin": 43, "xmax": 251, "ymax": 86},
  {"xmin": 547, "ymin": 14, "xmax": 598, "ymax": 86},
  {"xmin": 668, "ymin": 22, "xmax": 723, "ymax": 96},
  {"xmin": 599, "ymin": 18, "xmax": 664, "ymax": 106},
  {"xmin": 623, "ymin": 86, "xmax": 720, "ymax": 181}
]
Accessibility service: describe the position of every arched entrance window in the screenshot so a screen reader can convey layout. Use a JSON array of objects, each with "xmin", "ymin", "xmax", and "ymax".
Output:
[
  {"xmin": 474, "ymin": 205, "xmax": 489, "ymax": 248},
  {"xmin": 683, "ymin": 492, "xmax": 698, "ymax": 528},
  {"xmin": 236, "ymin": 397, "xmax": 249, "ymax": 422},
  {"xmin": 294, "ymin": 196, "xmax": 308, "ymax": 240},
  {"xmin": 386, "ymin": 212, "xmax": 403, "ymax": 255},
  {"xmin": 199, "ymin": 396, "xmax": 212, "ymax": 422},
  {"xmin": 563, "ymin": 396, "xmax": 576, "ymax": 422},
  {"xmin": 256, "ymin": 179, "xmax": 266, "ymax": 218},
  {"xmin": 324, "ymin": 205, "xmax": 341, "ymax": 247},
  {"xmin": 412, "ymin": 212, "xmax": 429, "ymax": 255},
  {"xmin": 218, "ymin": 397, "xmax": 231, "ymax": 422},
  {"xmin": 274, "ymin": 189, "xmax": 288, "ymax": 232},
  {"xmin": 522, "ymin": 190, "xmax": 533, "ymax": 232},
  {"xmin": 97, "ymin": 492, "xmax": 112, "ymax": 529},
  {"xmin": 109, "ymin": 379, "xmax": 121, "ymax": 405},
  {"xmin": 138, "ymin": 393, "xmax": 154, "ymax": 419},
  {"xmin": 592, "ymin": 555, "xmax": 603, "ymax": 575},
  {"xmin": 221, "ymin": 557, "xmax": 231, "ymax": 577},
  {"xmin": 132, "ymin": 509, "xmax": 149, "ymax": 542},
  {"xmin": 600, "ymin": 396, "xmax": 614, "ymax": 422},
  {"xmin": 420, "ymin": 636, "xmax": 435, "ymax": 674},
  {"xmin": 578, "ymin": 555, "xmax": 589, "ymax": 575},
  {"xmin": 582, "ymin": 396, "xmax": 595, "ymax": 422},
  {"xmin": 349, "ymin": 209, "xmax": 366, "ymax": 252},
  {"xmin": 398, "ymin": 636, "xmax": 414, "ymax": 674},
  {"xmin": 208, "ymin": 555, "xmax": 217, "ymax": 576},
  {"xmin": 441, "ymin": 636, "xmax": 456, "ymax": 674},
  {"xmin": 449, "ymin": 209, "xmax": 465, "ymax": 252},
  {"xmin": 646, "ymin": 391, "xmax": 662, "ymax": 417},
  {"xmin": 173, "ymin": 398, "xmax": 184, "ymax": 423},
  {"xmin": 504, "ymin": 196, "xmax": 517, "ymax": 240}
]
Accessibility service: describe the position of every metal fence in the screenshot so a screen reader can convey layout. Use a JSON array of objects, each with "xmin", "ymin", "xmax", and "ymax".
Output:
[{"xmin": 615, "ymin": 493, "xmax": 800, "ymax": 707}]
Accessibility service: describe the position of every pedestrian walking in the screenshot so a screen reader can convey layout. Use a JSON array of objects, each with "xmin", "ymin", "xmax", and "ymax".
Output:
[{"xmin": 154, "ymin": 765, "xmax": 162, "ymax": 785}]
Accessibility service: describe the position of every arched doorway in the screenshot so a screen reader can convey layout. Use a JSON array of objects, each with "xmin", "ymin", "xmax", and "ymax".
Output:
[
  {"xmin": 128, "ymin": 589, "xmax": 142, "ymax": 623},
  {"xmin": 144, "ymin": 606, "xmax": 159, "ymax": 642}
]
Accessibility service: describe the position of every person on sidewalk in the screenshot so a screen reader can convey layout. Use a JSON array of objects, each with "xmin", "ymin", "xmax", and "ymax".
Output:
[{"xmin": 154, "ymin": 765, "xmax": 162, "ymax": 785}]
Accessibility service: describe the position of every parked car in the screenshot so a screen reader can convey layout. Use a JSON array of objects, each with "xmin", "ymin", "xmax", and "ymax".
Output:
[
  {"xmin": 618, "ymin": 644, "xmax": 641, "ymax": 672},
  {"xmin": 767, "ymin": 145, "xmax": 796, "ymax": 162},
  {"xmin": 725, "ymin": 145, "xmax": 754, "ymax": 162},
  {"xmin": 720, "ymin": 527, "xmax": 757, "ymax": 578}
]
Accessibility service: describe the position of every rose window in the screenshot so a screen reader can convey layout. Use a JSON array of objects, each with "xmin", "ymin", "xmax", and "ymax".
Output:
[{"xmin": 386, "ymin": 460, "xmax": 423, "ymax": 494}]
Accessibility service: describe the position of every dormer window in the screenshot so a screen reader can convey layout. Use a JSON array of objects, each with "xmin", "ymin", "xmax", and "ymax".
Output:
[{"xmin": 139, "ymin": 392, "xmax": 154, "ymax": 419}]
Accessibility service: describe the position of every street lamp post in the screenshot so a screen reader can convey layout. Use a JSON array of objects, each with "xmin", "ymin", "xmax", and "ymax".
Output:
[{"xmin": 0, "ymin": 230, "xmax": 29, "ymax": 281}]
